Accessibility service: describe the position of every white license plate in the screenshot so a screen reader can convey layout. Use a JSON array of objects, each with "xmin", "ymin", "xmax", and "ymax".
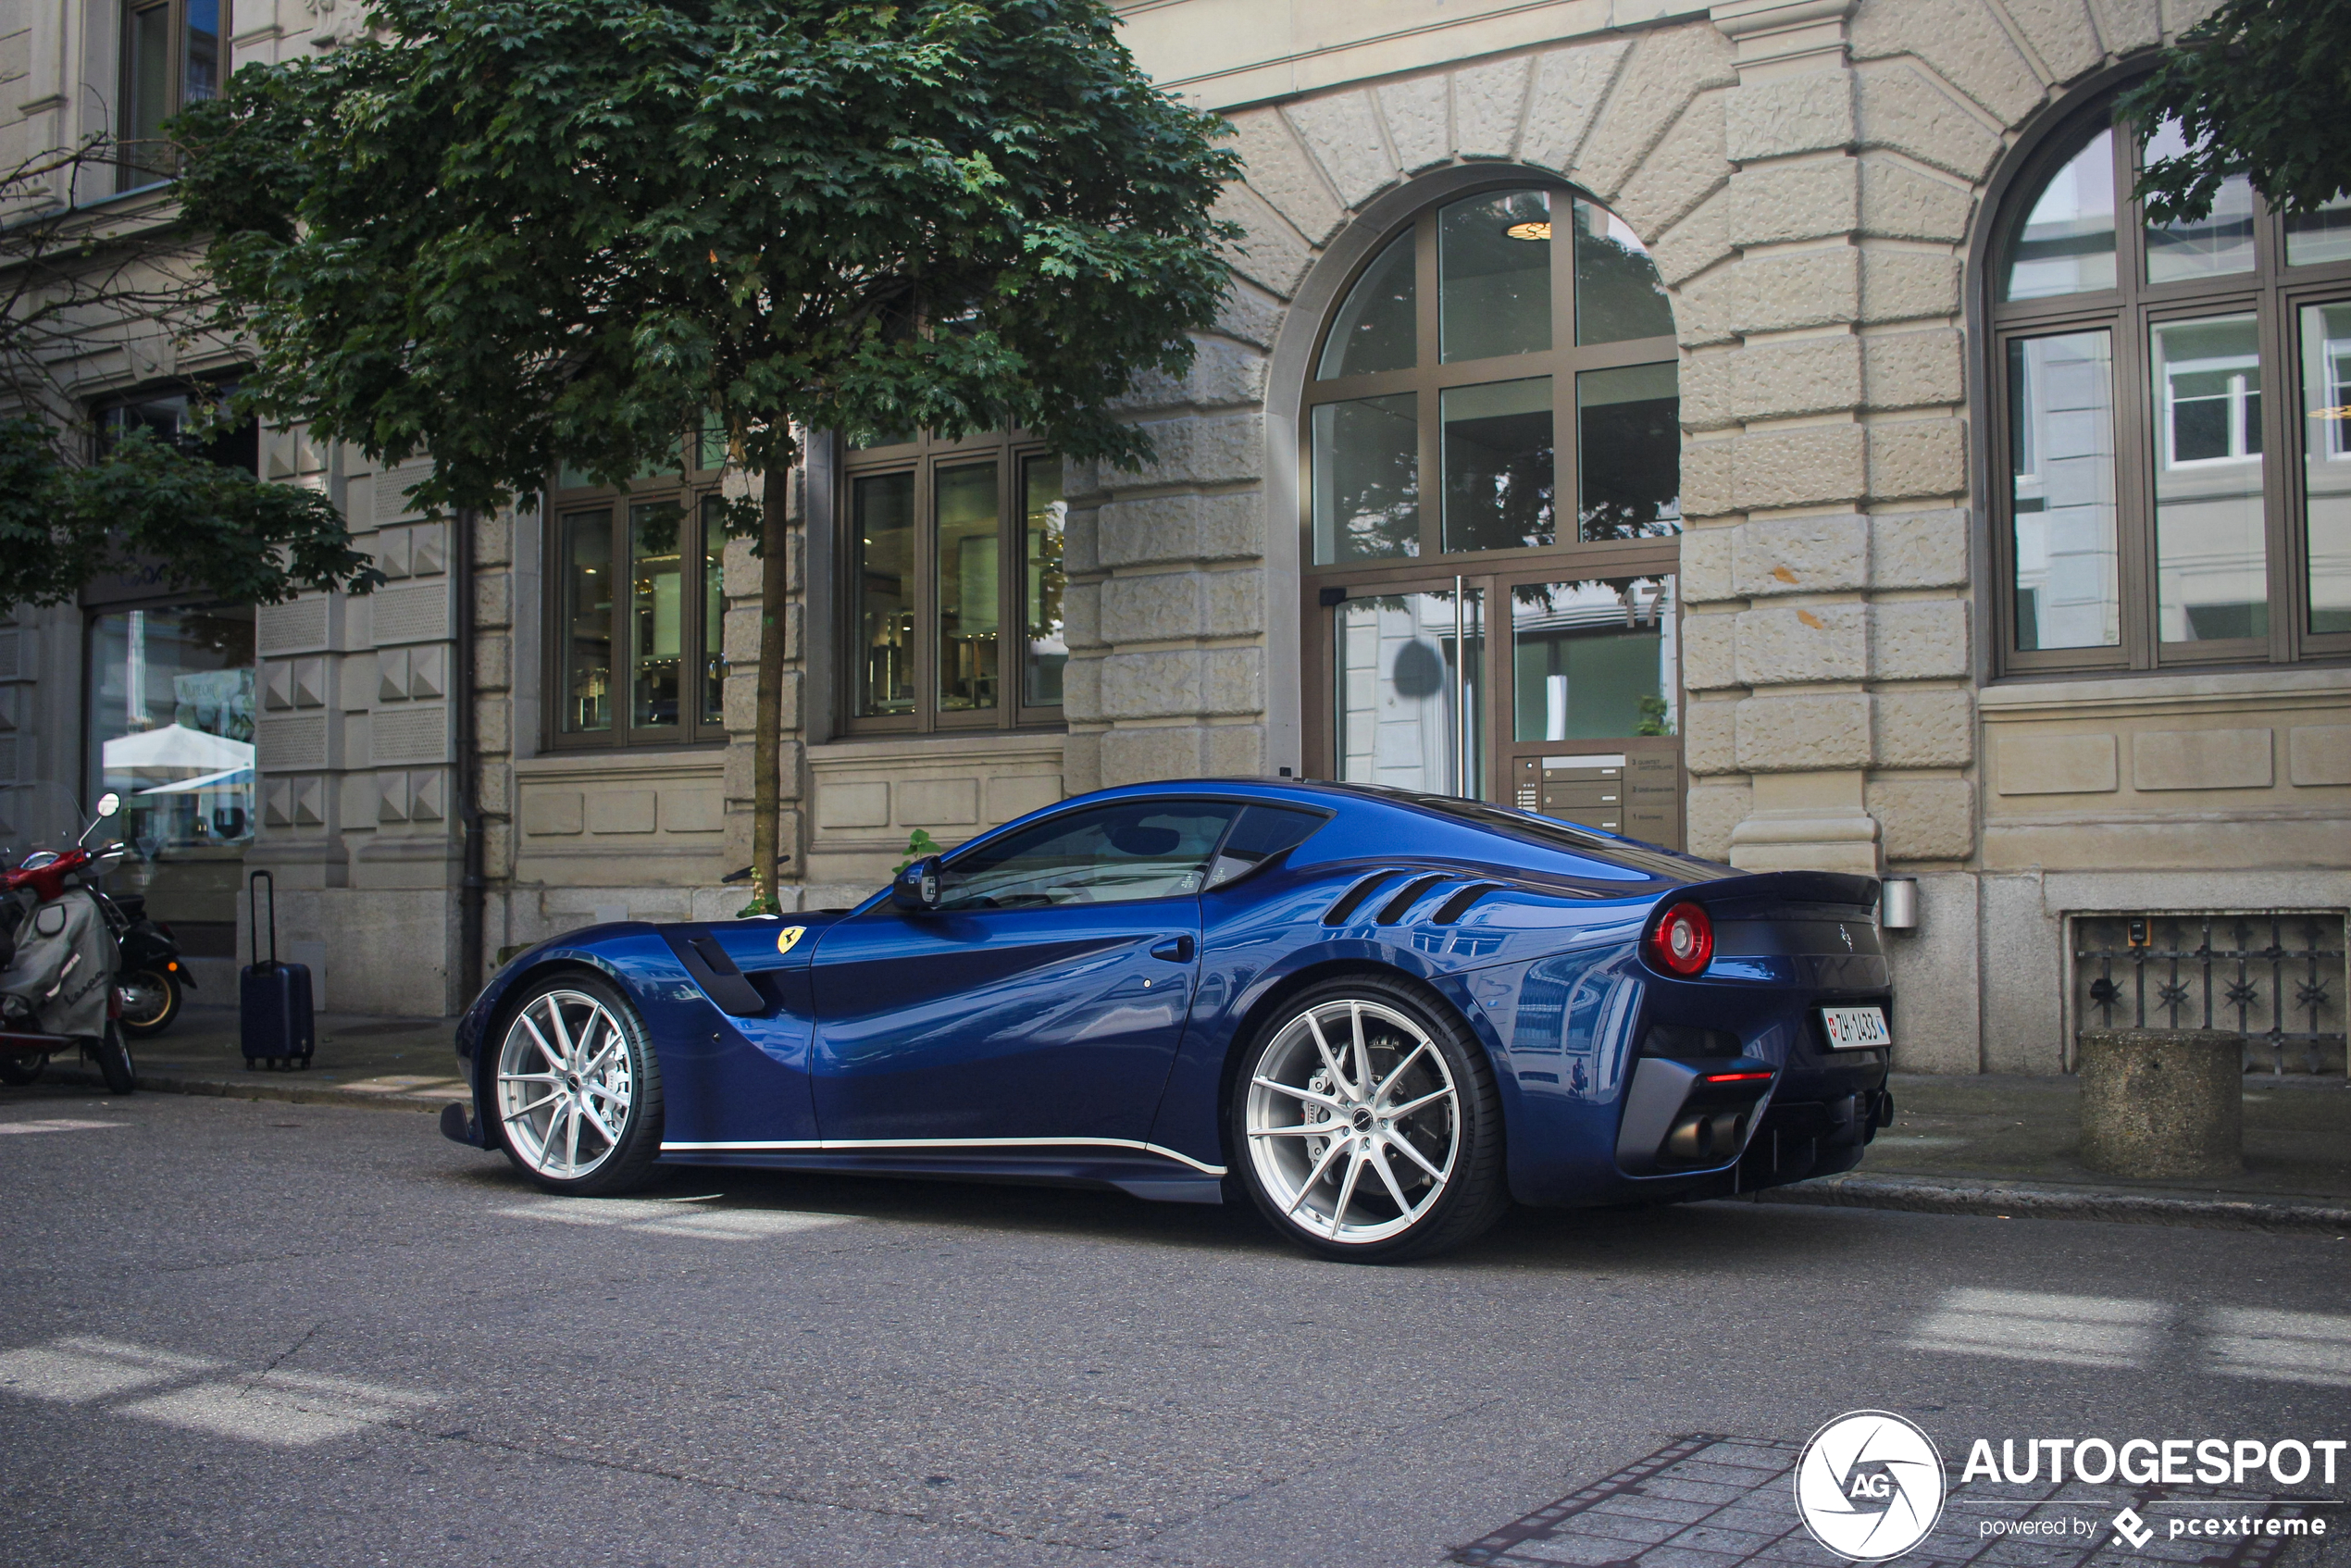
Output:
[{"xmin": 1821, "ymin": 1005, "xmax": 1891, "ymax": 1050}]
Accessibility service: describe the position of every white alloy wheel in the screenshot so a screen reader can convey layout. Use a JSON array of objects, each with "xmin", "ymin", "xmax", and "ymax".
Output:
[
  {"xmin": 496, "ymin": 988, "xmax": 638, "ymax": 1181},
  {"xmin": 1245, "ymin": 998, "xmax": 1462, "ymax": 1247}
]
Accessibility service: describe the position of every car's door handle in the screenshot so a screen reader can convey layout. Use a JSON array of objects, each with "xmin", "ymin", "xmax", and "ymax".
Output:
[{"xmin": 1150, "ymin": 935, "xmax": 1196, "ymax": 964}]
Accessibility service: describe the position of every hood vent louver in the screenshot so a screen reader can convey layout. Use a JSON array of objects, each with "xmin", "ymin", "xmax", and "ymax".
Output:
[
  {"xmin": 1375, "ymin": 874, "xmax": 1453, "ymax": 926},
  {"xmin": 1430, "ymin": 883, "xmax": 1507, "ymax": 925},
  {"xmin": 1323, "ymin": 870, "xmax": 1408, "ymax": 927}
]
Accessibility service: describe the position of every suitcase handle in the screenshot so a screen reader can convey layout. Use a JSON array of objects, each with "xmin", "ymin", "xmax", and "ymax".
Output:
[{"xmin": 249, "ymin": 868, "xmax": 276, "ymax": 969}]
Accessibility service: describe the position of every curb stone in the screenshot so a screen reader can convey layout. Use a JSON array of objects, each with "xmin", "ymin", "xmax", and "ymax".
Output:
[
  {"xmin": 46, "ymin": 1063, "xmax": 457, "ymax": 1115},
  {"xmin": 1748, "ymin": 1173, "xmax": 2351, "ymax": 1237}
]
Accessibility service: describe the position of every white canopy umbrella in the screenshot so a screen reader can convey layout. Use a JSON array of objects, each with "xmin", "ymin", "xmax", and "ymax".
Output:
[{"xmin": 101, "ymin": 724, "xmax": 255, "ymax": 778}]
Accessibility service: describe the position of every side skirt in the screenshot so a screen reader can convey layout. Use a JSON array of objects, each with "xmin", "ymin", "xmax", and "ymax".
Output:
[{"xmin": 654, "ymin": 1137, "xmax": 1228, "ymax": 1206}]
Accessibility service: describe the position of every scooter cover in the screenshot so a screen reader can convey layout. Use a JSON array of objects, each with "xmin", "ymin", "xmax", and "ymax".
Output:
[{"xmin": 0, "ymin": 890, "xmax": 112, "ymax": 1038}]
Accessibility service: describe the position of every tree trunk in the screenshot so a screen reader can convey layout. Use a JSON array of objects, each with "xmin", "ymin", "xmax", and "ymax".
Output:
[{"xmin": 746, "ymin": 467, "xmax": 790, "ymax": 916}]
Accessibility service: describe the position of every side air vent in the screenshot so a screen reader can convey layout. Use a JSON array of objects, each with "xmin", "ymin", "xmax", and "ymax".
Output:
[
  {"xmin": 1323, "ymin": 871, "xmax": 1407, "ymax": 927},
  {"xmin": 1430, "ymin": 883, "xmax": 1507, "ymax": 925},
  {"xmin": 1375, "ymin": 874, "xmax": 1453, "ymax": 925}
]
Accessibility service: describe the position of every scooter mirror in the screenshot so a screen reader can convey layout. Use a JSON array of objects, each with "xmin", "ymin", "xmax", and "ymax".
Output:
[{"xmin": 94, "ymin": 792, "xmax": 121, "ymax": 817}]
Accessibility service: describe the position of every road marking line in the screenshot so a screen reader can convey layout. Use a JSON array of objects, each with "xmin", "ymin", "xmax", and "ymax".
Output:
[
  {"xmin": 2207, "ymin": 1306, "xmax": 2351, "ymax": 1387},
  {"xmin": 1905, "ymin": 1286, "xmax": 2170, "ymax": 1369},
  {"xmin": 494, "ymin": 1199, "xmax": 857, "ymax": 1239},
  {"xmin": 0, "ymin": 1119, "xmax": 127, "ymax": 1135}
]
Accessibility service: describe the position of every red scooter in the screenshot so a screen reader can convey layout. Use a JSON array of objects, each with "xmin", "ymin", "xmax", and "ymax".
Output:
[{"xmin": 0, "ymin": 787, "xmax": 136, "ymax": 1093}]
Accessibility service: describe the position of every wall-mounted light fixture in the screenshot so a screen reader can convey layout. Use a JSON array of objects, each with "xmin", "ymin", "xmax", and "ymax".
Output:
[{"xmin": 1880, "ymin": 876, "xmax": 1919, "ymax": 932}]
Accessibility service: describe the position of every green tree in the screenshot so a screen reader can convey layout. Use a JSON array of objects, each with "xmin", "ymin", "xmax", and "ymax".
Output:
[
  {"xmin": 0, "ymin": 137, "xmax": 380, "ymax": 614},
  {"xmin": 174, "ymin": 0, "xmax": 1238, "ymax": 917},
  {"xmin": 2116, "ymin": 0, "xmax": 2351, "ymax": 223}
]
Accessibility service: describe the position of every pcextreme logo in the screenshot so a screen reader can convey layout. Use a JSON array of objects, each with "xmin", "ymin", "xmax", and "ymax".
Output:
[{"xmin": 1794, "ymin": 1411, "xmax": 1947, "ymax": 1562}]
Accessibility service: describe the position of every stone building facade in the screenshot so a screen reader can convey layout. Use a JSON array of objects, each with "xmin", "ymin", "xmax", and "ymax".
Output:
[{"xmin": 2, "ymin": 0, "xmax": 2344, "ymax": 1073}]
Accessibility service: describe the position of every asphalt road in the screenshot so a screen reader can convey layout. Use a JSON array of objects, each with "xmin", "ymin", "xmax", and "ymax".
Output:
[{"xmin": 2, "ymin": 1084, "xmax": 2346, "ymax": 1568}]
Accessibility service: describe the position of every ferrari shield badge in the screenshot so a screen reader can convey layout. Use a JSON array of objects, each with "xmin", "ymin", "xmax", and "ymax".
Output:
[{"xmin": 776, "ymin": 926, "xmax": 806, "ymax": 956}]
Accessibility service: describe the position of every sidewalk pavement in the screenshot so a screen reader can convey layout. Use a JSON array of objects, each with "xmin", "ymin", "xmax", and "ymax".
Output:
[{"xmin": 29, "ymin": 1004, "xmax": 2351, "ymax": 1236}]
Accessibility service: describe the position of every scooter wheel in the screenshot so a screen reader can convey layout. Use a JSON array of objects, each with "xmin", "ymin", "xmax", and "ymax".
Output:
[
  {"xmin": 91, "ymin": 1025, "xmax": 135, "ymax": 1095},
  {"xmin": 118, "ymin": 968, "xmax": 181, "ymax": 1039},
  {"xmin": 0, "ymin": 1052, "xmax": 44, "ymax": 1086}
]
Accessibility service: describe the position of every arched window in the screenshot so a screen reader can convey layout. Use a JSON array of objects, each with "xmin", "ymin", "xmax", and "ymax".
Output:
[
  {"xmin": 1990, "ymin": 97, "xmax": 2351, "ymax": 674},
  {"xmin": 1300, "ymin": 183, "xmax": 1685, "ymax": 843}
]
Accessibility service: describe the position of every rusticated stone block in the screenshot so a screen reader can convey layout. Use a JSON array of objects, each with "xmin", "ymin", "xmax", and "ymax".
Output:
[
  {"xmin": 1863, "ymin": 329, "xmax": 1964, "ymax": 412},
  {"xmin": 1202, "ymin": 569, "xmax": 1264, "ymax": 638},
  {"xmin": 1203, "ymin": 723, "xmax": 1264, "ymax": 777},
  {"xmin": 1731, "ymin": 335, "xmax": 1863, "ymax": 423},
  {"xmin": 1522, "ymin": 39, "xmax": 1634, "ymax": 176},
  {"xmin": 1855, "ymin": 60, "xmax": 2004, "ymax": 180},
  {"xmin": 1614, "ymin": 91, "xmax": 1730, "ymax": 239},
  {"xmin": 1684, "ymin": 698, "xmax": 1737, "ymax": 775},
  {"xmin": 1873, "ymin": 689, "xmax": 1973, "ymax": 766},
  {"xmin": 1999, "ymin": 0, "xmax": 2104, "ymax": 86},
  {"xmin": 1226, "ymin": 108, "xmax": 1344, "ymax": 245},
  {"xmin": 1872, "ymin": 508, "xmax": 1970, "ymax": 589},
  {"xmin": 1736, "ymin": 603, "xmax": 1868, "ymax": 684},
  {"xmin": 1859, "ymin": 156, "xmax": 1973, "ymax": 243},
  {"xmin": 1063, "ymin": 581, "xmax": 1102, "ymax": 650},
  {"xmin": 1682, "ymin": 437, "xmax": 1735, "ymax": 519},
  {"xmin": 1870, "ymin": 599, "xmax": 1971, "ymax": 679},
  {"xmin": 1101, "ymin": 574, "xmax": 1200, "ymax": 643},
  {"xmin": 1685, "ymin": 249, "xmax": 1860, "ymax": 338},
  {"xmin": 1105, "ymin": 414, "xmax": 1263, "ymax": 491},
  {"xmin": 1202, "ymin": 648, "xmax": 1263, "ymax": 715},
  {"xmin": 1680, "ymin": 348, "xmax": 1737, "ymax": 432},
  {"xmin": 1867, "ymin": 417, "xmax": 1967, "ymax": 500},
  {"xmin": 1725, "ymin": 159, "xmax": 1860, "ymax": 247},
  {"xmin": 1453, "ymin": 54, "xmax": 1534, "ymax": 160},
  {"xmin": 1686, "ymin": 782, "xmax": 1752, "ymax": 863},
  {"xmin": 1111, "ymin": 338, "xmax": 1267, "ymax": 414},
  {"xmin": 1866, "ymin": 776, "xmax": 1976, "ymax": 862},
  {"xmin": 1574, "ymin": 23, "xmax": 1737, "ymax": 199},
  {"xmin": 1100, "ymin": 725, "xmax": 1207, "ymax": 787},
  {"xmin": 2078, "ymin": 1029, "xmax": 2243, "ymax": 1179},
  {"xmin": 1061, "ymin": 656, "xmax": 1102, "ymax": 723},
  {"xmin": 2090, "ymin": 0, "xmax": 2160, "ymax": 54},
  {"xmin": 1213, "ymin": 183, "xmax": 1311, "ymax": 298},
  {"xmin": 1649, "ymin": 187, "xmax": 1733, "ymax": 287},
  {"xmin": 1736, "ymin": 692, "xmax": 1873, "ymax": 771},
  {"xmin": 1681, "ymin": 611, "xmax": 1740, "ymax": 691},
  {"xmin": 1732, "ymin": 425, "xmax": 1868, "ymax": 511},
  {"xmin": 1860, "ymin": 249, "xmax": 1960, "ymax": 324},
  {"xmin": 1376, "ymin": 76, "xmax": 1451, "ymax": 174},
  {"xmin": 1215, "ymin": 280, "xmax": 1285, "ymax": 351},
  {"xmin": 1101, "ymin": 650, "xmax": 1199, "ymax": 718},
  {"xmin": 1286, "ymin": 91, "xmax": 1397, "ymax": 209},
  {"xmin": 1678, "ymin": 523, "xmax": 1737, "ymax": 604},
  {"xmin": 1061, "ymin": 504, "xmax": 1100, "ymax": 576},
  {"xmin": 1097, "ymin": 492, "xmax": 1264, "ymax": 567},
  {"xmin": 1849, "ymin": 0, "xmax": 2046, "ymax": 125},
  {"xmin": 1725, "ymin": 68, "xmax": 1854, "ymax": 163},
  {"xmin": 1735, "ymin": 514, "xmax": 1870, "ymax": 596}
]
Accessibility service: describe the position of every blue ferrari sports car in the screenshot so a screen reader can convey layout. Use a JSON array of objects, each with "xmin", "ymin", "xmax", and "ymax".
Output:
[{"xmin": 442, "ymin": 779, "xmax": 1894, "ymax": 1261}]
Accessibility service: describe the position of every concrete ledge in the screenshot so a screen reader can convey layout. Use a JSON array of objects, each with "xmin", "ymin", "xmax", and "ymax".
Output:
[
  {"xmin": 48, "ymin": 1063, "xmax": 460, "ymax": 1116},
  {"xmin": 1748, "ymin": 1173, "xmax": 2351, "ymax": 1236}
]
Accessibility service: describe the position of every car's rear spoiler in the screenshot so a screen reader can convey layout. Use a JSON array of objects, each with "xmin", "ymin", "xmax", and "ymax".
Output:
[{"xmin": 1677, "ymin": 869, "xmax": 1881, "ymax": 914}]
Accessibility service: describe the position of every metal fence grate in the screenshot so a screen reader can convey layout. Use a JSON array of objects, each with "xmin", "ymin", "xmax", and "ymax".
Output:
[{"xmin": 2072, "ymin": 913, "xmax": 2347, "ymax": 1075}]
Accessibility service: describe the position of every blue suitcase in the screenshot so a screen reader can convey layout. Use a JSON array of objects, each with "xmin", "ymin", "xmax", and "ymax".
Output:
[{"xmin": 240, "ymin": 870, "xmax": 315, "ymax": 1070}]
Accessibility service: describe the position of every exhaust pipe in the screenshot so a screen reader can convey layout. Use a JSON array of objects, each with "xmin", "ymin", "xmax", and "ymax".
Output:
[{"xmin": 1664, "ymin": 1109, "xmax": 1750, "ymax": 1163}]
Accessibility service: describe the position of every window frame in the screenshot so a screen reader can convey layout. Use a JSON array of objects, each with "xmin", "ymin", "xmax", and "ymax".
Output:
[
  {"xmin": 118, "ymin": 0, "xmax": 228, "ymax": 193},
  {"xmin": 1987, "ymin": 92, "xmax": 2351, "ymax": 676},
  {"xmin": 541, "ymin": 435, "xmax": 732, "ymax": 753},
  {"xmin": 835, "ymin": 427, "xmax": 1066, "ymax": 737}
]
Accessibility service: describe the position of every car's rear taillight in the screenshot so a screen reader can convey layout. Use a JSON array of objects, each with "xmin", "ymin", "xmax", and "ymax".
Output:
[{"xmin": 1646, "ymin": 901, "xmax": 1714, "ymax": 977}]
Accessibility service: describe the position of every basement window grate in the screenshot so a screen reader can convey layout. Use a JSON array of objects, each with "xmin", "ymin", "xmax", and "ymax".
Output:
[{"xmin": 2071, "ymin": 913, "xmax": 2346, "ymax": 1076}]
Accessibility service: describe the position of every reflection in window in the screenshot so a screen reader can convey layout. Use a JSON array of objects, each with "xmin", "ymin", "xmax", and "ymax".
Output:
[
  {"xmin": 940, "ymin": 803, "xmax": 1240, "ymax": 909},
  {"xmin": 628, "ymin": 504, "xmax": 685, "ymax": 730},
  {"xmin": 936, "ymin": 463, "xmax": 1000, "ymax": 711},
  {"xmin": 560, "ymin": 510, "xmax": 616, "ymax": 731},
  {"xmin": 701, "ymin": 503, "xmax": 726, "ymax": 726},
  {"xmin": 2286, "ymin": 194, "xmax": 2351, "ymax": 268},
  {"xmin": 1577, "ymin": 363, "xmax": 1680, "ymax": 541},
  {"xmin": 121, "ymin": 0, "xmax": 218, "ymax": 190},
  {"xmin": 1511, "ymin": 579, "xmax": 1674, "ymax": 741},
  {"xmin": 1439, "ymin": 191, "xmax": 1551, "ymax": 363},
  {"xmin": 1319, "ymin": 232, "xmax": 1416, "ymax": 379},
  {"xmin": 2144, "ymin": 119, "xmax": 2257, "ymax": 284},
  {"xmin": 853, "ymin": 472, "xmax": 915, "ymax": 716},
  {"xmin": 1312, "ymin": 394, "xmax": 1419, "ymax": 563},
  {"xmin": 2009, "ymin": 331, "xmax": 2120, "ymax": 651},
  {"xmin": 1336, "ymin": 590, "xmax": 1484, "ymax": 797},
  {"xmin": 2152, "ymin": 316, "xmax": 2267, "ymax": 641},
  {"xmin": 2002, "ymin": 129, "xmax": 2116, "ymax": 301},
  {"xmin": 1022, "ymin": 457, "xmax": 1067, "ymax": 706},
  {"xmin": 1574, "ymin": 199, "xmax": 1674, "ymax": 344},
  {"xmin": 1442, "ymin": 378, "xmax": 1554, "ymax": 553},
  {"xmin": 2300, "ymin": 304, "xmax": 2351, "ymax": 634}
]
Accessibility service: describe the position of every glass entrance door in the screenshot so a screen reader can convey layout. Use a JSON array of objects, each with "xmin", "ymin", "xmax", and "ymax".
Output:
[{"xmin": 1333, "ymin": 583, "xmax": 1485, "ymax": 796}]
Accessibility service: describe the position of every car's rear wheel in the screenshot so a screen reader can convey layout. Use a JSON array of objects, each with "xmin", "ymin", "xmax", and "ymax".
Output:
[
  {"xmin": 1231, "ymin": 975, "xmax": 1507, "ymax": 1263},
  {"xmin": 491, "ymin": 974, "xmax": 663, "ymax": 1197}
]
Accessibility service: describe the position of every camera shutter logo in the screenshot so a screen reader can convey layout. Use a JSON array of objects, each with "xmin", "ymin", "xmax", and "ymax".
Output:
[{"xmin": 1794, "ymin": 1411, "xmax": 1947, "ymax": 1561}]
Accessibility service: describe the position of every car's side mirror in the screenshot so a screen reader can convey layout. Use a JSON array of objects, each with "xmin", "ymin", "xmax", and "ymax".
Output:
[{"xmin": 890, "ymin": 854, "xmax": 943, "ymax": 913}]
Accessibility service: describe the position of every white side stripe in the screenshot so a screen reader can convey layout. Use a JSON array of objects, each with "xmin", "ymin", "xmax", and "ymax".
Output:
[{"xmin": 656, "ymin": 1135, "xmax": 1227, "ymax": 1177}]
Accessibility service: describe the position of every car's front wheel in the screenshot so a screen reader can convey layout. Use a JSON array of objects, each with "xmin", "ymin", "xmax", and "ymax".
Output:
[
  {"xmin": 491, "ymin": 974, "xmax": 664, "ymax": 1197},
  {"xmin": 1231, "ymin": 976, "xmax": 1507, "ymax": 1263}
]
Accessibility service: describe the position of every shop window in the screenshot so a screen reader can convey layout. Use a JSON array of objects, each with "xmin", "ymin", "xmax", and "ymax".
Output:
[
  {"xmin": 837, "ymin": 430, "xmax": 1064, "ymax": 735},
  {"xmin": 1990, "ymin": 97, "xmax": 2351, "ymax": 671},
  {"xmin": 545, "ymin": 434, "xmax": 729, "ymax": 749},
  {"xmin": 119, "ymin": 0, "xmax": 224, "ymax": 191}
]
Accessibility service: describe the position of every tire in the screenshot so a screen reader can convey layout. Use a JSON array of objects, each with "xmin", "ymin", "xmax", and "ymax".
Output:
[
  {"xmin": 490, "ymin": 972, "xmax": 664, "ymax": 1197},
  {"xmin": 118, "ymin": 969, "xmax": 181, "ymax": 1039},
  {"xmin": 0, "ymin": 1052, "xmax": 45, "ymax": 1086},
  {"xmin": 1229, "ymin": 974, "xmax": 1508, "ymax": 1263},
  {"xmin": 91, "ymin": 1025, "xmax": 136, "ymax": 1095}
]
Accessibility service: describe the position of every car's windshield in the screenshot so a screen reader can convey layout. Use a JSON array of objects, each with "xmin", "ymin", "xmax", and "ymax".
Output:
[{"xmin": 1345, "ymin": 784, "xmax": 1734, "ymax": 882}]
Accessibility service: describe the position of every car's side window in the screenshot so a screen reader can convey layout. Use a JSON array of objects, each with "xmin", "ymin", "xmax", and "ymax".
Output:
[
  {"xmin": 939, "ymin": 803, "xmax": 1241, "ymax": 910},
  {"xmin": 1203, "ymin": 805, "xmax": 1329, "ymax": 889}
]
